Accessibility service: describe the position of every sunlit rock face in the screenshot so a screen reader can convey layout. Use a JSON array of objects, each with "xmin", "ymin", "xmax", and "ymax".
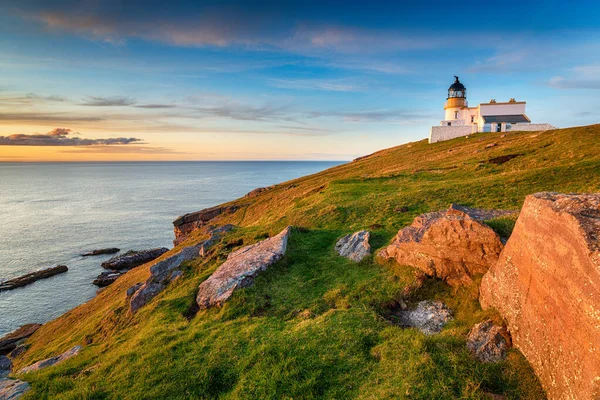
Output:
[
  {"xmin": 196, "ymin": 227, "xmax": 291, "ymax": 309},
  {"xmin": 381, "ymin": 204, "xmax": 509, "ymax": 286},
  {"xmin": 481, "ymin": 192, "xmax": 600, "ymax": 400}
]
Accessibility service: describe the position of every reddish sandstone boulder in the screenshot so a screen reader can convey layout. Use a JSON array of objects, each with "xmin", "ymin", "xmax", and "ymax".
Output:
[
  {"xmin": 381, "ymin": 204, "xmax": 508, "ymax": 286},
  {"xmin": 480, "ymin": 192, "xmax": 600, "ymax": 400}
]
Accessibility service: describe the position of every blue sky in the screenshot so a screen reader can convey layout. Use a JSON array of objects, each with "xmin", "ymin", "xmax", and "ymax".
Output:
[{"xmin": 1, "ymin": 0, "xmax": 599, "ymax": 161}]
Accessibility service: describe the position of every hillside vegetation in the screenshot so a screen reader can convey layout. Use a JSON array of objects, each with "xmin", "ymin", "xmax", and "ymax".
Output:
[{"xmin": 14, "ymin": 124, "xmax": 600, "ymax": 399}]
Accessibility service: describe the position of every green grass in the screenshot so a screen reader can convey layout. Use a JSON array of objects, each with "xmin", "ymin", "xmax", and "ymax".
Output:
[{"xmin": 14, "ymin": 125, "xmax": 600, "ymax": 399}]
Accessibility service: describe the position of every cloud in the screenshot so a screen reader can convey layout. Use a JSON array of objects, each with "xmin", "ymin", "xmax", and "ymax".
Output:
[
  {"xmin": 308, "ymin": 109, "xmax": 434, "ymax": 123},
  {"xmin": 80, "ymin": 96, "xmax": 136, "ymax": 106},
  {"xmin": 0, "ymin": 112, "xmax": 105, "ymax": 123},
  {"xmin": 134, "ymin": 104, "xmax": 176, "ymax": 109},
  {"xmin": 0, "ymin": 128, "xmax": 143, "ymax": 146},
  {"xmin": 59, "ymin": 146, "xmax": 187, "ymax": 154},
  {"xmin": 269, "ymin": 78, "xmax": 360, "ymax": 92},
  {"xmin": 548, "ymin": 65, "xmax": 600, "ymax": 89}
]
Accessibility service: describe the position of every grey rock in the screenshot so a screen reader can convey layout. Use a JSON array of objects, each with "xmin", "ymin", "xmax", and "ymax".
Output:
[
  {"xmin": 128, "ymin": 244, "xmax": 204, "ymax": 313},
  {"xmin": 335, "ymin": 230, "xmax": 371, "ymax": 262},
  {"xmin": 0, "ymin": 379, "xmax": 30, "ymax": 399},
  {"xmin": 126, "ymin": 283, "xmax": 143, "ymax": 298},
  {"xmin": 92, "ymin": 271, "xmax": 122, "ymax": 287},
  {"xmin": 0, "ymin": 324, "xmax": 41, "ymax": 355},
  {"xmin": 467, "ymin": 320, "xmax": 511, "ymax": 363},
  {"xmin": 81, "ymin": 248, "xmax": 120, "ymax": 256},
  {"xmin": 0, "ymin": 266, "xmax": 68, "ymax": 292},
  {"xmin": 197, "ymin": 227, "xmax": 291, "ymax": 309},
  {"xmin": 19, "ymin": 345, "xmax": 81, "ymax": 374},
  {"xmin": 101, "ymin": 248, "xmax": 168, "ymax": 270},
  {"xmin": 0, "ymin": 356, "xmax": 11, "ymax": 378},
  {"xmin": 397, "ymin": 300, "xmax": 452, "ymax": 335}
]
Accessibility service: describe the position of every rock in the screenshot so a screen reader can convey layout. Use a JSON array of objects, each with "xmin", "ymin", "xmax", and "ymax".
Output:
[
  {"xmin": 129, "ymin": 244, "xmax": 203, "ymax": 313},
  {"xmin": 394, "ymin": 206, "xmax": 409, "ymax": 213},
  {"xmin": 126, "ymin": 283, "xmax": 143, "ymax": 298},
  {"xmin": 245, "ymin": 187, "xmax": 271, "ymax": 198},
  {"xmin": 101, "ymin": 248, "xmax": 168, "ymax": 270},
  {"xmin": 197, "ymin": 227, "xmax": 291, "ymax": 309},
  {"xmin": 466, "ymin": 320, "xmax": 511, "ymax": 363},
  {"xmin": 480, "ymin": 192, "xmax": 600, "ymax": 400},
  {"xmin": 0, "ymin": 378, "xmax": 30, "ymax": 399},
  {"xmin": 396, "ymin": 300, "xmax": 452, "ymax": 335},
  {"xmin": 198, "ymin": 224, "xmax": 236, "ymax": 257},
  {"xmin": 0, "ymin": 356, "xmax": 11, "ymax": 378},
  {"xmin": 381, "ymin": 204, "xmax": 510, "ymax": 286},
  {"xmin": 81, "ymin": 248, "xmax": 120, "ymax": 256},
  {"xmin": 19, "ymin": 345, "xmax": 82, "ymax": 374},
  {"xmin": 335, "ymin": 230, "xmax": 371, "ymax": 262},
  {"xmin": 485, "ymin": 142, "xmax": 498, "ymax": 148},
  {"xmin": 92, "ymin": 271, "xmax": 122, "ymax": 287},
  {"xmin": 173, "ymin": 205, "xmax": 239, "ymax": 246},
  {"xmin": 7, "ymin": 346, "xmax": 28, "ymax": 360},
  {"xmin": 0, "ymin": 324, "xmax": 41, "ymax": 355},
  {"xmin": 0, "ymin": 265, "xmax": 68, "ymax": 292}
]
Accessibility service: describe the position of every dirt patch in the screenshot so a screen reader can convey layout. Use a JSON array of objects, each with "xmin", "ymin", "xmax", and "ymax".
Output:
[{"xmin": 487, "ymin": 154, "xmax": 524, "ymax": 165}]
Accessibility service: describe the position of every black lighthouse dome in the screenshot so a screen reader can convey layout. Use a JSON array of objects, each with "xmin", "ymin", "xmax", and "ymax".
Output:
[{"xmin": 448, "ymin": 76, "xmax": 466, "ymax": 99}]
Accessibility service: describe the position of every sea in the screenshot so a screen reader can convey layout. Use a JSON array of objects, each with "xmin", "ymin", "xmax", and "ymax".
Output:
[{"xmin": 0, "ymin": 161, "xmax": 342, "ymax": 336}]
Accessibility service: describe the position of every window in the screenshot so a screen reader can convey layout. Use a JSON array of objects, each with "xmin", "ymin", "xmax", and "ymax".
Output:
[
  {"xmin": 471, "ymin": 116, "xmax": 474, "ymax": 123},
  {"xmin": 448, "ymin": 122, "xmax": 451, "ymax": 126},
  {"xmin": 454, "ymin": 111, "xmax": 459, "ymax": 119}
]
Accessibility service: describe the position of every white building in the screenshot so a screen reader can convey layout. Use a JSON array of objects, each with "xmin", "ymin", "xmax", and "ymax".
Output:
[{"xmin": 429, "ymin": 76, "xmax": 555, "ymax": 143}]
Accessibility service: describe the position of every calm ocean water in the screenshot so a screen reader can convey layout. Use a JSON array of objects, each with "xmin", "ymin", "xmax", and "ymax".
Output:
[{"xmin": 0, "ymin": 161, "xmax": 341, "ymax": 336}]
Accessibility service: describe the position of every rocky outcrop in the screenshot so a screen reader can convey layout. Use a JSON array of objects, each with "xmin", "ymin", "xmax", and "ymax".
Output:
[
  {"xmin": 101, "ymin": 248, "xmax": 168, "ymax": 270},
  {"xmin": 396, "ymin": 300, "xmax": 452, "ymax": 335},
  {"xmin": 335, "ymin": 230, "xmax": 371, "ymax": 262},
  {"xmin": 128, "ymin": 225, "xmax": 235, "ymax": 313},
  {"xmin": 466, "ymin": 321, "xmax": 511, "ymax": 363},
  {"xmin": 129, "ymin": 245, "xmax": 201, "ymax": 313},
  {"xmin": 0, "ymin": 324, "xmax": 41, "ymax": 355},
  {"xmin": 92, "ymin": 271, "xmax": 122, "ymax": 287},
  {"xmin": 197, "ymin": 227, "xmax": 291, "ymax": 309},
  {"xmin": 81, "ymin": 248, "xmax": 120, "ymax": 256},
  {"xmin": 173, "ymin": 205, "xmax": 239, "ymax": 245},
  {"xmin": 0, "ymin": 266, "xmax": 68, "ymax": 292},
  {"xmin": 480, "ymin": 192, "xmax": 600, "ymax": 400},
  {"xmin": 380, "ymin": 204, "xmax": 509, "ymax": 286},
  {"xmin": 0, "ymin": 356, "xmax": 11, "ymax": 378},
  {"xmin": 19, "ymin": 345, "xmax": 81, "ymax": 374},
  {"xmin": 0, "ymin": 378, "xmax": 30, "ymax": 399}
]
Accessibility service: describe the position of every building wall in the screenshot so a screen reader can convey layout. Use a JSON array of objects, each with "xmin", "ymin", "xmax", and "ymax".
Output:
[
  {"xmin": 508, "ymin": 123, "xmax": 555, "ymax": 132},
  {"xmin": 429, "ymin": 125, "xmax": 474, "ymax": 143},
  {"xmin": 479, "ymin": 103, "xmax": 526, "ymax": 116}
]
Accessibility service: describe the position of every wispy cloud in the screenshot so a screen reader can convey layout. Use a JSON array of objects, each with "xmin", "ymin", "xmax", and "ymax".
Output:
[
  {"xmin": 60, "ymin": 146, "xmax": 186, "ymax": 154},
  {"xmin": 134, "ymin": 104, "xmax": 176, "ymax": 109},
  {"xmin": 269, "ymin": 78, "xmax": 360, "ymax": 92},
  {"xmin": 548, "ymin": 64, "xmax": 600, "ymax": 89},
  {"xmin": 80, "ymin": 96, "xmax": 136, "ymax": 106},
  {"xmin": 309, "ymin": 109, "xmax": 434, "ymax": 122},
  {"xmin": 0, "ymin": 128, "xmax": 143, "ymax": 146},
  {"xmin": 0, "ymin": 112, "xmax": 105, "ymax": 123}
]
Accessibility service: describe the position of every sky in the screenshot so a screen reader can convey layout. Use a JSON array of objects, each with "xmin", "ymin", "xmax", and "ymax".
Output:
[{"xmin": 1, "ymin": 0, "xmax": 599, "ymax": 162}]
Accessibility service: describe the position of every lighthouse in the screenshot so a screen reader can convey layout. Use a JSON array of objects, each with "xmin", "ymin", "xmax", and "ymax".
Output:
[
  {"xmin": 429, "ymin": 76, "xmax": 555, "ymax": 143},
  {"xmin": 444, "ymin": 76, "xmax": 468, "ymax": 121}
]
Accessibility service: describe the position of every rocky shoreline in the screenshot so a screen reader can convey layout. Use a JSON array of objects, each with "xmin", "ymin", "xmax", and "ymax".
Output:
[{"xmin": 0, "ymin": 266, "xmax": 68, "ymax": 292}]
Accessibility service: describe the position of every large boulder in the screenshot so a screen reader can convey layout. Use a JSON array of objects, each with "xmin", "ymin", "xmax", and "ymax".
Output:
[
  {"xmin": 381, "ymin": 204, "xmax": 507, "ymax": 286},
  {"xmin": 0, "ymin": 378, "xmax": 30, "ymax": 399},
  {"xmin": 335, "ymin": 230, "xmax": 371, "ymax": 262},
  {"xmin": 466, "ymin": 320, "xmax": 511, "ymax": 363},
  {"xmin": 101, "ymin": 248, "xmax": 168, "ymax": 270},
  {"xmin": 480, "ymin": 192, "xmax": 600, "ymax": 400},
  {"xmin": 0, "ymin": 324, "xmax": 41, "ymax": 355},
  {"xmin": 196, "ymin": 227, "xmax": 291, "ymax": 309},
  {"xmin": 19, "ymin": 345, "xmax": 81, "ymax": 374}
]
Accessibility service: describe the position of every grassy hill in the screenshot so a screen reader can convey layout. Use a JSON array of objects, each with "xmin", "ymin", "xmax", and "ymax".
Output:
[{"xmin": 13, "ymin": 124, "xmax": 600, "ymax": 399}]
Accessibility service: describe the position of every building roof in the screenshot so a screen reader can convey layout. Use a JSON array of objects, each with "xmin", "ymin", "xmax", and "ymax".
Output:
[{"xmin": 482, "ymin": 114, "xmax": 530, "ymax": 123}]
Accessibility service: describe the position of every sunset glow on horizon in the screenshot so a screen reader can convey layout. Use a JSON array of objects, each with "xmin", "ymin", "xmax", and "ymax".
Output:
[{"xmin": 1, "ymin": 0, "xmax": 600, "ymax": 162}]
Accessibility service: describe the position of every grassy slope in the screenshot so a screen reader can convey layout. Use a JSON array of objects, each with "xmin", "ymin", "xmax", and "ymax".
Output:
[{"xmin": 14, "ymin": 125, "xmax": 600, "ymax": 399}]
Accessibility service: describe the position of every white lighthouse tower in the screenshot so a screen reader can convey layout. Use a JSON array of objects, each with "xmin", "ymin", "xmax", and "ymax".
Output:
[{"xmin": 429, "ymin": 76, "xmax": 555, "ymax": 143}]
